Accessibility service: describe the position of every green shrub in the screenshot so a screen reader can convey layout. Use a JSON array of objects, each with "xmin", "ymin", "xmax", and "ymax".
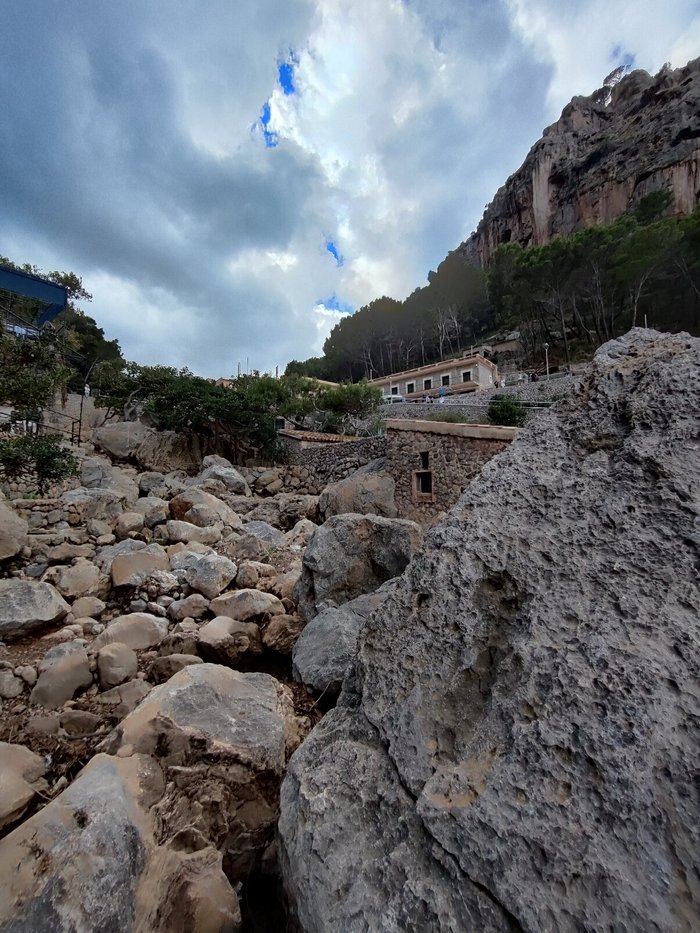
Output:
[
  {"xmin": 425, "ymin": 410, "xmax": 468, "ymax": 423},
  {"xmin": 487, "ymin": 395, "xmax": 527, "ymax": 427},
  {"xmin": 0, "ymin": 435, "xmax": 78, "ymax": 494}
]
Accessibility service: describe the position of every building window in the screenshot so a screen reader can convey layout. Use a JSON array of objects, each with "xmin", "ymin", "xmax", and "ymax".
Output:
[
  {"xmin": 462, "ymin": 370, "xmax": 472, "ymax": 383},
  {"xmin": 414, "ymin": 470, "xmax": 433, "ymax": 497},
  {"xmin": 424, "ymin": 378, "xmax": 432, "ymax": 390},
  {"xmin": 406, "ymin": 382, "xmax": 415, "ymax": 394},
  {"xmin": 441, "ymin": 374, "xmax": 450, "ymax": 387},
  {"xmin": 420, "ymin": 451, "xmax": 429, "ymax": 469},
  {"xmin": 390, "ymin": 386, "xmax": 398, "ymax": 395}
]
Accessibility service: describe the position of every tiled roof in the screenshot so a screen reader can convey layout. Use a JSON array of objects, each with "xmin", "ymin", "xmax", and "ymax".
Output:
[{"xmin": 278, "ymin": 430, "xmax": 361, "ymax": 444}]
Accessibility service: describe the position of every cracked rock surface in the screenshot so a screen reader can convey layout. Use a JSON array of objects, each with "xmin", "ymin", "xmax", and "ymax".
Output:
[{"xmin": 279, "ymin": 330, "xmax": 700, "ymax": 932}]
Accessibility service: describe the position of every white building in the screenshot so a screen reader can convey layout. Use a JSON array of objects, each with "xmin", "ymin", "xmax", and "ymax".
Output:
[{"xmin": 369, "ymin": 353, "xmax": 498, "ymax": 399}]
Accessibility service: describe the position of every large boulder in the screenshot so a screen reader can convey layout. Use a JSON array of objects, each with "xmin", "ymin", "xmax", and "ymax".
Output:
[
  {"xmin": 170, "ymin": 551, "xmax": 237, "ymax": 600},
  {"xmin": 197, "ymin": 616, "xmax": 263, "ymax": 667},
  {"xmin": 169, "ymin": 487, "xmax": 243, "ymax": 531},
  {"xmin": 59, "ymin": 486, "xmax": 124, "ymax": 523},
  {"xmin": 0, "ymin": 743, "xmax": 48, "ymax": 831},
  {"xmin": 0, "ymin": 752, "xmax": 240, "ymax": 932},
  {"xmin": 135, "ymin": 429, "xmax": 201, "ymax": 473},
  {"xmin": 0, "ymin": 580, "xmax": 69, "ymax": 640},
  {"xmin": 189, "ymin": 456, "xmax": 250, "ymax": 496},
  {"xmin": 244, "ymin": 493, "xmax": 319, "ymax": 531},
  {"xmin": 294, "ymin": 513, "xmax": 422, "ymax": 621},
  {"xmin": 0, "ymin": 496, "xmax": 28, "ymax": 561},
  {"xmin": 292, "ymin": 587, "xmax": 391, "ymax": 695},
  {"xmin": 104, "ymin": 664, "xmax": 307, "ymax": 881},
  {"xmin": 318, "ymin": 458, "xmax": 397, "ymax": 520},
  {"xmin": 210, "ymin": 588, "xmax": 285, "ymax": 621},
  {"xmin": 81, "ymin": 455, "xmax": 139, "ymax": 504},
  {"xmin": 94, "ymin": 420, "xmax": 152, "ymax": 460},
  {"xmin": 111, "ymin": 543, "xmax": 169, "ymax": 587},
  {"xmin": 91, "ymin": 613, "xmax": 169, "ymax": 651},
  {"xmin": 43, "ymin": 557, "xmax": 106, "ymax": 600},
  {"xmin": 279, "ymin": 330, "xmax": 700, "ymax": 931},
  {"xmin": 30, "ymin": 640, "xmax": 92, "ymax": 708}
]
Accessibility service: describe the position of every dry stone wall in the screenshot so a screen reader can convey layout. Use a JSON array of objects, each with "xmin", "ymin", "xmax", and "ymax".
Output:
[
  {"xmin": 276, "ymin": 437, "xmax": 386, "ymax": 495},
  {"xmin": 386, "ymin": 422, "xmax": 515, "ymax": 526}
]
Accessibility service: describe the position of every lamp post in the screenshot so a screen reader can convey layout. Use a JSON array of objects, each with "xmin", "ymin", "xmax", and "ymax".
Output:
[{"xmin": 543, "ymin": 343, "xmax": 550, "ymax": 380}]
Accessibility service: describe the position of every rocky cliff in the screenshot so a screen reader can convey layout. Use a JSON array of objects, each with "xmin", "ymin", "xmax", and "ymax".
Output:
[
  {"xmin": 279, "ymin": 329, "xmax": 700, "ymax": 931},
  {"xmin": 460, "ymin": 58, "xmax": 700, "ymax": 266}
]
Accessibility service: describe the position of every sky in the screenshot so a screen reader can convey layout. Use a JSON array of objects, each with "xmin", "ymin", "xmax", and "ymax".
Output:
[{"xmin": 1, "ymin": 0, "xmax": 699, "ymax": 378}]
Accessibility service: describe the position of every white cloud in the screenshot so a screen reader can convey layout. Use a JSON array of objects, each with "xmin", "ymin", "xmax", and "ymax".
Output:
[
  {"xmin": 506, "ymin": 0, "xmax": 700, "ymax": 113},
  {"xmin": 0, "ymin": 0, "xmax": 698, "ymax": 377}
]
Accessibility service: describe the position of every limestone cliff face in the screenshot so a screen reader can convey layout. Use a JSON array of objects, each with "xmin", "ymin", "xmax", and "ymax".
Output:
[{"xmin": 461, "ymin": 58, "xmax": 700, "ymax": 267}]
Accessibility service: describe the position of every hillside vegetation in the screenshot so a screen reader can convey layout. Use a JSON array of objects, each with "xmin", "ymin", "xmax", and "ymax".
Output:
[{"xmin": 289, "ymin": 196, "xmax": 700, "ymax": 380}]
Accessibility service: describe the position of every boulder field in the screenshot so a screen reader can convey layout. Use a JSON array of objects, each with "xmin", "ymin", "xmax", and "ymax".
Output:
[
  {"xmin": 0, "ymin": 328, "xmax": 697, "ymax": 931},
  {"xmin": 0, "ymin": 443, "xmax": 418, "ymax": 930}
]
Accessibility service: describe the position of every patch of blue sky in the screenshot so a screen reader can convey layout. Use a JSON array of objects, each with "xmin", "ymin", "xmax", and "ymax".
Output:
[
  {"xmin": 325, "ymin": 240, "xmax": 344, "ymax": 266},
  {"xmin": 259, "ymin": 102, "xmax": 278, "ymax": 148},
  {"xmin": 611, "ymin": 44, "xmax": 635, "ymax": 70},
  {"xmin": 319, "ymin": 294, "xmax": 353, "ymax": 314},
  {"xmin": 278, "ymin": 48, "xmax": 299, "ymax": 95}
]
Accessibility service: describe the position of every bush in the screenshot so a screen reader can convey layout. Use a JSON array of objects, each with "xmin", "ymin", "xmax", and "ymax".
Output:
[
  {"xmin": 487, "ymin": 395, "xmax": 527, "ymax": 427},
  {"xmin": 425, "ymin": 410, "xmax": 468, "ymax": 423},
  {"xmin": 0, "ymin": 435, "xmax": 78, "ymax": 494}
]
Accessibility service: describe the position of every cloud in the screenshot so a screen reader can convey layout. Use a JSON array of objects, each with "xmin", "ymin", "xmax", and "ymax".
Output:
[{"xmin": 0, "ymin": 0, "xmax": 698, "ymax": 376}]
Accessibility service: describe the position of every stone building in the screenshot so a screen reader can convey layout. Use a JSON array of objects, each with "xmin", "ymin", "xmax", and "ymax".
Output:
[
  {"xmin": 385, "ymin": 418, "xmax": 518, "ymax": 525},
  {"xmin": 369, "ymin": 353, "xmax": 498, "ymax": 400}
]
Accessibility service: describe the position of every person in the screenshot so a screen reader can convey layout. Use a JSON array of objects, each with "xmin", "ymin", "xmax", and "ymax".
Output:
[{"xmin": 84, "ymin": 384, "xmax": 91, "ymax": 398}]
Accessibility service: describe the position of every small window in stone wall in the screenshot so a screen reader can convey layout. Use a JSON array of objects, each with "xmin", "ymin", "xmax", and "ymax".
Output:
[
  {"xmin": 391, "ymin": 386, "xmax": 399, "ymax": 395},
  {"xmin": 420, "ymin": 451, "xmax": 429, "ymax": 469},
  {"xmin": 414, "ymin": 470, "xmax": 433, "ymax": 497},
  {"xmin": 424, "ymin": 378, "xmax": 432, "ymax": 390},
  {"xmin": 407, "ymin": 382, "xmax": 415, "ymax": 394},
  {"xmin": 462, "ymin": 370, "xmax": 472, "ymax": 383},
  {"xmin": 441, "ymin": 374, "xmax": 450, "ymax": 387}
]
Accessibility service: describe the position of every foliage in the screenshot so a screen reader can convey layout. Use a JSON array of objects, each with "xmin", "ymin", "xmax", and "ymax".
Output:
[
  {"xmin": 0, "ymin": 435, "xmax": 78, "ymax": 494},
  {"xmin": 0, "ymin": 329, "xmax": 73, "ymax": 419},
  {"xmin": 487, "ymin": 396, "xmax": 527, "ymax": 427},
  {"xmin": 288, "ymin": 193, "xmax": 700, "ymax": 382},
  {"xmin": 0, "ymin": 255, "xmax": 124, "ymax": 388},
  {"xmin": 488, "ymin": 200, "xmax": 700, "ymax": 368},
  {"xmin": 425, "ymin": 410, "xmax": 469, "ymax": 423},
  {"xmin": 290, "ymin": 250, "xmax": 492, "ymax": 383}
]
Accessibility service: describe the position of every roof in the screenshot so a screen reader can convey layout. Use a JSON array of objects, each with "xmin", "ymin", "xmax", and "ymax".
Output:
[
  {"xmin": 278, "ymin": 429, "xmax": 364, "ymax": 444},
  {"xmin": 369, "ymin": 353, "xmax": 496, "ymax": 384}
]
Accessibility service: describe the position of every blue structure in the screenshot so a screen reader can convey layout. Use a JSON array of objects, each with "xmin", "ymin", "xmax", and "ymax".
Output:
[{"xmin": 0, "ymin": 264, "xmax": 67, "ymax": 326}]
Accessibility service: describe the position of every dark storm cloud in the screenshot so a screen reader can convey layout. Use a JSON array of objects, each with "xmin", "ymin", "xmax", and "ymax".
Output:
[{"xmin": 0, "ymin": 0, "xmax": 319, "ymax": 372}]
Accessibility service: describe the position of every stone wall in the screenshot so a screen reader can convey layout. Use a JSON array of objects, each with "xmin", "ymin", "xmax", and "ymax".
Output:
[
  {"xmin": 275, "ymin": 437, "xmax": 386, "ymax": 495},
  {"xmin": 386, "ymin": 420, "xmax": 517, "ymax": 526}
]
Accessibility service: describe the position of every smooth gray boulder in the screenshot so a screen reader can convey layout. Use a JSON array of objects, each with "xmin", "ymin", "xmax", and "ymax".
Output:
[
  {"xmin": 294, "ymin": 512, "xmax": 422, "ymax": 621},
  {"xmin": 241, "ymin": 520, "xmax": 286, "ymax": 545},
  {"xmin": 318, "ymin": 458, "xmax": 397, "ymax": 520},
  {"xmin": 0, "ymin": 497, "xmax": 27, "ymax": 561},
  {"xmin": 170, "ymin": 551, "xmax": 237, "ymax": 600},
  {"xmin": 0, "ymin": 580, "xmax": 70, "ymax": 640},
  {"xmin": 0, "ymin": 752, "xmax": 240, "ymax": 932},
  {"xmin": 91, "ymin": 612, "xmax": 169, "ymax": 651},
  {"xmin": 169, "ymin": 487, "xmax": 243, "ymax": 530},
  {"xmin": 94, "ymin": 420, "xmax": 152, "ymax": 460},
  {"xmin": 30, "ymin": 640, "xmax": 92, "ymax": 708},
  {"xmin": 279, "ymin": 330, "xmax": 700, "ymax": 931},
  {"xmin": 292, "ymin": 588, "xmax": 390, "ymax": 695},
  {"xmin": 189, "ymin": 458, "xmax": 250, "ymax": 495}
]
